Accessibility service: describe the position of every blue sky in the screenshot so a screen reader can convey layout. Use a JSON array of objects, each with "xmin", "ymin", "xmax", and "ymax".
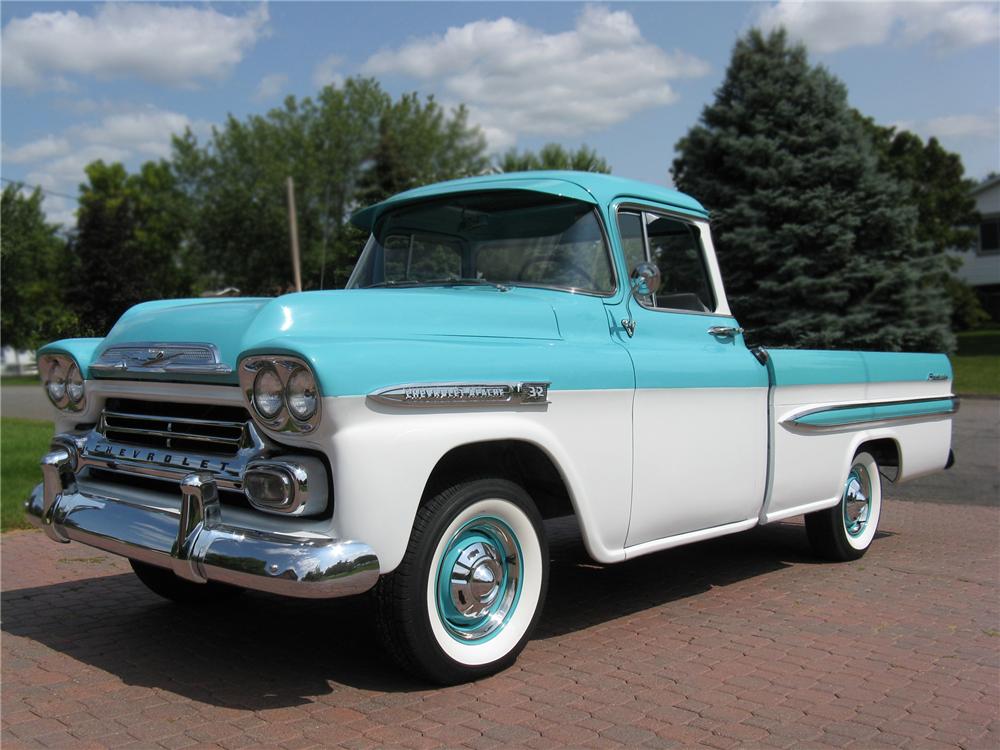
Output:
[{"xmin": 2, "ymin": 1, "xmax": 998, "ymax": 227}]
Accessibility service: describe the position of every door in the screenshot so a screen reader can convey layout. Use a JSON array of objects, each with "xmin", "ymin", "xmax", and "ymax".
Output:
[{"xmin": 616, "ymin": 209, "xmax": 769, "ymax": 548}]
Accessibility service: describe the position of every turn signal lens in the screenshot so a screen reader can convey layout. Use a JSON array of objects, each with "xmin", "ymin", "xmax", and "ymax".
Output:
[
  {"xmin": 245, "ymin": 468, "xmax": 293, "ymax": 509},
  {"xmin": 286, "ymin": 367, "xmax": 318, "ymax": 420}
]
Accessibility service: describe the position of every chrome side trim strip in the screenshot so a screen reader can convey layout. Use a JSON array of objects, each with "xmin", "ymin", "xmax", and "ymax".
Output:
[
  {"xmin": 781, "ymin": 395, "xmax": 959, "ymax": 432},
  {"xmin": 368, "ymin": 381, "xmax": 550, "ymax": 408}
]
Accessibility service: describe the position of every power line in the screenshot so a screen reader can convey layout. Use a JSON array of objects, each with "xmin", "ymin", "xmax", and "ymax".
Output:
[{"xmin": 1, "ymin": 176, "xmax": 79, "ymax": 202}]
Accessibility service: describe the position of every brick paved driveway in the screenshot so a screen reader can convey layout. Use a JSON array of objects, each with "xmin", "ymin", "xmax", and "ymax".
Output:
[{"xmin": 3, "ymin": 495, "xmax": 997, "ymax": 749}]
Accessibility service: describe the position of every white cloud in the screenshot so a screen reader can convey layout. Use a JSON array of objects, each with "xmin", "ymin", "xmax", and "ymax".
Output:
[
  {"xmin": 757, "ymin": 1, "xmax": 1000, "ymax": 54},
  {"xmin": 29, "ymin": 145, "xmax": 132, "ymax": 186},
  {"xmin": 77, "ymin": 108, "xmax": 204, "ymax": 158},
  {"xmin": 10, "ymin": 105, "xmax": 210, "ymax": 228},
  {"xmin": 925, "ymin": 113, "xmax": 999, "ymax": 140},
  {"xmin": 253, "ymin": 73, "xmax": 289, "ymax": 103},
  {"xmin": 312, "ymin": 55, "xmax": 344, "ymax": 89},
  {"xmin": 3, "ymin": 135, "xmax": 71, "ymax": 164},
  {"xmin": 895, "ymin": 110, "xmax": 1000, "ymax": 141},
  {"xmin": 2, "ymin": 3, "xmax": 268, "ymax": 89},
  {"xmin": 361, "ymin": 5, "xmax": 709, "ymax": 150}
]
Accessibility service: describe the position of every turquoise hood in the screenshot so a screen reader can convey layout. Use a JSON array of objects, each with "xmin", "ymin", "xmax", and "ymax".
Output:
[{"xmin": 49, "ymin": 288, "xmax": 574, "ymax": 391}]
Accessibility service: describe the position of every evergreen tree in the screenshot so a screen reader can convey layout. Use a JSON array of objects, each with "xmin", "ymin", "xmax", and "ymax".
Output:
[{"xmin": 672, "ymin": 29, "xmax": 954, "ymax": 353}]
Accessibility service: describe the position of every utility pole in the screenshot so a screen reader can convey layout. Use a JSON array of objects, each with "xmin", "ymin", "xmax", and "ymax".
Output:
[{"xmin": 286, "ymin": 176, "xmax": 302, "ymax": 292}]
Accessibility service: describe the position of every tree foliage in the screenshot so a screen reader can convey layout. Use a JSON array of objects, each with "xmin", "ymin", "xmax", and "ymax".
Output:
[
  {"xmin": 0, "ymin": 185, "xmax": 78, "ymax": 350},
  {"xmin": 856, "ymin": 116, "xmax": 988, "ymax": 329},
  {"xmin": 173, "ymin": 78, "xmax": 489, "ymax": 294},
  {"xmin": 497, "ymin": 143, "xmax": 611, "ymax": 174},
  {"xmin": 672, "ymin": 29, "xmax": 954, "ymax": 353},
  {"xmin": 72, "ymin": 160, "xmax": 193, "ymax": 336}
]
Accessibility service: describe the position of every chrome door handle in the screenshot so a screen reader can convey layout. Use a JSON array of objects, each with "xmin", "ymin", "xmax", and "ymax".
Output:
[{"xmin": 707, "ymin": 326, "xmax": 744, "ymax": 338}]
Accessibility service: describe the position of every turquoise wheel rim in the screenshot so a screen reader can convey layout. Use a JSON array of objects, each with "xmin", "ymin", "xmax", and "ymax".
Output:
[
  {"xmin": 435, "ymin": 515, "xmax": 523, "ymax": 643},
  {"xmin": 843, "ymin": 464, "xmax": 872, "ymax": 538}
]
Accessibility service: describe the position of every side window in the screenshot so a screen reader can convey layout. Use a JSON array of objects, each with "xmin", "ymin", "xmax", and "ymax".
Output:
[
  {"xmin": 617, "ymin": 211, "xmax": 646, "ymax": 274},
  {"xmin": 980, "ymin": 217, "xmax": 1000, "ymax": 254},
  {"xmin": 644, "ymin": 214, "xmax": 716, "ymax": 313}
]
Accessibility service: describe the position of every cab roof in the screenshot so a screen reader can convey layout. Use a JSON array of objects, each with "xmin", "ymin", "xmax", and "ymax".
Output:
[{"xmin": 349, "ymin": 170, "xmax": 708, "ymax": 231}]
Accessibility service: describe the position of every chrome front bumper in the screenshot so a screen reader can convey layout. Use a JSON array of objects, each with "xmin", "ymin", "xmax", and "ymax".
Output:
[{"xmin": 26, "ymin": 449, "xmax": 380, "ymax": 599}]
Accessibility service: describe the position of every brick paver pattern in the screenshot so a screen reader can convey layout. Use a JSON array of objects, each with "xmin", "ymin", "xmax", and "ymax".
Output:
[{"xmin": 2, "ymin": 499, "xmax": 998, "ymax": 749}]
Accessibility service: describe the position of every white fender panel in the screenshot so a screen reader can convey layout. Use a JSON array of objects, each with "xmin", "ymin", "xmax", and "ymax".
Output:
[{"xmin": 322, "ymin": 389, "xmax": 634, "ymax": 572}]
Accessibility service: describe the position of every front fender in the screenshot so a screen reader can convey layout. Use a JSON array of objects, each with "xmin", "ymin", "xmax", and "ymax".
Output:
[
  {"xmin": 323, "ymin": 390, "xmax": 632, "ymax": 572},
  {"xmin": 38, "ymin": 338, "xmax": 105, "ymax": 377}
]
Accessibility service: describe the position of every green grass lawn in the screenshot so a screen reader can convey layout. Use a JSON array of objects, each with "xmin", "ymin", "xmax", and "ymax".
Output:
[
  {"xmin": 1, "ymin": 418, "xmax": 53, "ymax": 531},
  {"xmin": 1, "ymin": 375, "xmax": 40, "ymax": 387},
  {"xmin": 953, "ymin": 328, "xmax": 1000, "ymax": 396}
]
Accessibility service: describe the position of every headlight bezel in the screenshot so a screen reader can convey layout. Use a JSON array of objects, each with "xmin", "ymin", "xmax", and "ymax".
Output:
[
  {"xmin": 238, "ymin": 354, "xmax": 321, "ymax": 433},
  {"xmin": 39, "ymin": 353, "xmax": 86, "ymax": 411}
]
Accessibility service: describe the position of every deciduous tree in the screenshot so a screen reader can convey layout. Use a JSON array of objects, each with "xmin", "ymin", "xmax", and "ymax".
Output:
[
  {"xmin": 498, "ymin": 143, "xmax": 611, "ymax": 174},
  {"xmin": 173, "ymin": 78, "xmax": 489, "ymax": 294},
  {"xmin": 857, "ymin": 117, "xmax": 987, "ymax": 329},
  {"xmin": 72, "ymin": 161, "xmax": 193, "ymax": 335},
  {"xmin": 0, "ymin": 185, "xmax": 77, "ymax": 352}
]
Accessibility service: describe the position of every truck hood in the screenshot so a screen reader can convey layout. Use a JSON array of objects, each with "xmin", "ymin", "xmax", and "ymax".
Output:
[{"xmin": 94, "ymin": 288, "xmax": 562, "ymax": 383}]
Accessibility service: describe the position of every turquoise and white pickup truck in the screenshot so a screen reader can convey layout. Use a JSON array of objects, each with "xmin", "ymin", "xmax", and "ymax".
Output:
[{"xmin": 28, "ymin": 171, "xmax": 956, "ymax": 684}]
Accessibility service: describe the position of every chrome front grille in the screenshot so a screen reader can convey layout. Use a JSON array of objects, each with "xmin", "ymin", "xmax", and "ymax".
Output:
[{"xmin": 98, "ymin": 398, "xmax": 251, "ymax": 457}]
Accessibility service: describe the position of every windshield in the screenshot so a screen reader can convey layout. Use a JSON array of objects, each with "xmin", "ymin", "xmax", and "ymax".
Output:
[{"xmin": 346, "ymin": 191, "xmax": 616, "ymax": 294}]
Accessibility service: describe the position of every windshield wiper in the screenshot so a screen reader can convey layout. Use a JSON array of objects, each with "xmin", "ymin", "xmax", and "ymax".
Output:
[{"xmin": 365, "ymin": 278, "xmax": 511, "ymax": 292}]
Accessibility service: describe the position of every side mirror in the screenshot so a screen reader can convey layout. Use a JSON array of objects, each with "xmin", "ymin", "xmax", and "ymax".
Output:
[{"xmin": 630, "ymin": 262, "xmax": 661, "ymax": 299}]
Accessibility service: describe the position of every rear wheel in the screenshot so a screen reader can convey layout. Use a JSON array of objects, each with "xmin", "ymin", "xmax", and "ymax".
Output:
[
  {"xmin": 130, "ymin": 560, "xmax": 244, "ymax": 604},
  {"xmin": 375, "ymin": 478, "xmax": 548, "ymax": 685},
  {"xmin": 806, "ymin": 451, "xmax": 882, "ymax": 561}
]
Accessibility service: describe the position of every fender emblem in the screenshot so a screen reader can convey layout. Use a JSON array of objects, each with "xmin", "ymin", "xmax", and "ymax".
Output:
[{"xmin": 368, "ymin": 382, "xmax": 550, "ymax": 407}]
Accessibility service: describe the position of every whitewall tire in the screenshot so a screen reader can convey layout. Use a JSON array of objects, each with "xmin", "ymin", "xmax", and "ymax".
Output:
[
  {"xmin": 374, "ymin": 478, "xmax": 548, "ymax": 684},
  {"xmin": 806, "ymin": 451, "xmax": 883, "ymax": 561}
]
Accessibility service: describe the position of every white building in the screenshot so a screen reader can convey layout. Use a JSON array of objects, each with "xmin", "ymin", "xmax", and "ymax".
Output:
[
  {"xmin": 1, "ymin": 346, "xmax": 37, "ymax": 376},
  {"xmin": 952, "ymin": 175, "xmax": 1000, "ymax": 319}
]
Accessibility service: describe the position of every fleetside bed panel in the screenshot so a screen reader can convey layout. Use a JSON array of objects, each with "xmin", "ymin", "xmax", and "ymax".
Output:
[{"xmin": 763, "ymin": 349, "xmax": 955, "ymax": 522}]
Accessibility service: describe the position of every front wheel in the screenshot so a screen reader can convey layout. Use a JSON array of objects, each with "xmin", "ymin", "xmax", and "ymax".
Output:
[
  {"xmin": 806, "ymin": 451, "xmax": 883, "ymax": 561},
  {"xmin": 130, "ymin": 560, "xmax": 244, "ymax": 604},
  {"xmin": 375, "ymin": 478, "xmax": 549, "ymax": 685}
]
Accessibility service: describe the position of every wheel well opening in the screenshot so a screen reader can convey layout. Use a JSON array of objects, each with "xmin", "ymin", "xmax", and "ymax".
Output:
[
  {"xmin": 422, "ymin": 440, "xmax": 575, "ymax": 520},
  {"xmin": 857, "ymin": 438, "xmax": 901, "ymax": 482}
]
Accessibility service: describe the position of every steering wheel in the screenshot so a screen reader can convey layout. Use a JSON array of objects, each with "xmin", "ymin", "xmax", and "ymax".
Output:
[{"xmin": 517, "ymin": 257, "xmax": 596, "ymax": 290}]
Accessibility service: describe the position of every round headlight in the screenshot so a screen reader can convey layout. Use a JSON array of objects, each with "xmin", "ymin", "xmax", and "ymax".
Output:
[
  {"xmin": 45, "ymin": 361, "xmax": 67, "ymax": 404},
  {"xmin": 286, "ymin": 367, "xmax": 318, "ymax": 420},
  {"xmin": 66, "ymin": 363, "xmax": 85, "ymax": 403},
  {"xmin": 253, "ymin": 367, "xmax": 284, "ymax": 419}
]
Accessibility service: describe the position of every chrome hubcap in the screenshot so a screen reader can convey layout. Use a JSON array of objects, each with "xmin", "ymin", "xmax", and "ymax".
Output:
[
  {"xmin": 843, "ymin": 466, "xmax": 871, "ymax": 537},
  {"xmin": 436, "ymin": 515, "xmax": 522, "ymax": 642},
  {"xmin": 449, "ymin": 541, "xmax": 504, "ymax": 617}
]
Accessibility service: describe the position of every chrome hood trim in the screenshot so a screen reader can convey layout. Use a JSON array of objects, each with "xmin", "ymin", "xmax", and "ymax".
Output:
[{"xmin": 92, "ymin": 342, "xmax": 232, "ymax": 375}]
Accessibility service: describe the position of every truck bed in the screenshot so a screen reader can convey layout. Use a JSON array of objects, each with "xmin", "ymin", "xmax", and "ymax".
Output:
[{"xmin": 761, "ymin": 349, "xmax": 956, "ymax": 523}]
